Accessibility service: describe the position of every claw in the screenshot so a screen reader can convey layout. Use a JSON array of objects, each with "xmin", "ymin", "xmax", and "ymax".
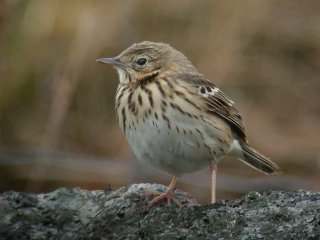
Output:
[
  {"xmin": 144, "ymin": 189, "xmax": 182, "ymax": 208},
  {"xmin": 141, "ymin": 176, "xmax": 182, "ymax": 207}
]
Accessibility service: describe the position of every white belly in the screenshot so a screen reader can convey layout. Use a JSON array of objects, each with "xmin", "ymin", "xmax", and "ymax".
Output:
[{"xmin": 124, "ymin": 109, "xmax": 232, "ymax": 176}]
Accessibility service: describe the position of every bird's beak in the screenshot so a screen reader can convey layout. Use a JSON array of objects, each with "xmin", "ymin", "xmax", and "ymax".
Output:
[{"xmin": 96, "ymin": 57, "xmax": 126, "ymax": 68}]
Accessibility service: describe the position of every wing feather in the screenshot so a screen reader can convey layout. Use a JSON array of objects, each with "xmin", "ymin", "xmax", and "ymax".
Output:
[{"xmin": 176, "ymin": 73, "xmax": 246, "ymax": 140}]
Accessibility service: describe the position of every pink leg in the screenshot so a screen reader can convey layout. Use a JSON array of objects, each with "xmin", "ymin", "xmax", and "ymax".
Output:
[
  {"xmin": 210, "ymin": 163, "xmax": 217, "ymax": 204},
  {"xmin": 146, "ymin": 176, "xmax": 182, "ymax": 207}
]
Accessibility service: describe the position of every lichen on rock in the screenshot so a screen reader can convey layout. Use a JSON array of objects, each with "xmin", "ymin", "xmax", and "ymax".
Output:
[{"xmin": 0, "ymin": 184, "xmax": 319, "ymax": 239}]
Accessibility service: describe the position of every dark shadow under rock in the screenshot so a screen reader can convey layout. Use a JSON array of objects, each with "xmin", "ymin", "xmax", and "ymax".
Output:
[{"xmin": 0, "ymin": 184, "xmax": 319, "ymax": 239}]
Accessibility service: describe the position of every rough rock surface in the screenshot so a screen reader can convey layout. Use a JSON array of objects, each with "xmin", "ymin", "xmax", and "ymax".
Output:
[{"xmin": 0, "ymin": 184, "xmax": 319, "ymax": 239}]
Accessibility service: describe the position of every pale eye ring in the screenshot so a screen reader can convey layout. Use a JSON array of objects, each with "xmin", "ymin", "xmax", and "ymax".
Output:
[{"xmin": 136, "ymin": 58, "xmax": 147, "ymax": 66}]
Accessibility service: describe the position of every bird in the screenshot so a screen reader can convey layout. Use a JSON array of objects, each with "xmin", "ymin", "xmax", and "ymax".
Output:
[{"xmin": 96, "ymin": 41, "xmax": 281, "ymax": 207}]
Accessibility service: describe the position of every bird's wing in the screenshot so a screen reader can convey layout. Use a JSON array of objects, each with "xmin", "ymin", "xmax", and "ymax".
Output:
[{"xmin": 176, "ymin": 73, "xmax": 246, "ymax": 140}]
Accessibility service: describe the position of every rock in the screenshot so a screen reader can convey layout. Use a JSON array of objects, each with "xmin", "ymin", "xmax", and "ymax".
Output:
[{"xmin": 0, "ymin": 184, "xmax": 319, "ymax": 239}]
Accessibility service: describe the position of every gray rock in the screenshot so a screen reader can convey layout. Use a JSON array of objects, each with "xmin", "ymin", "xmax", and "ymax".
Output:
[{"xmin": 0, "ymin": 184, "xmax": 319, "ymax": 239}]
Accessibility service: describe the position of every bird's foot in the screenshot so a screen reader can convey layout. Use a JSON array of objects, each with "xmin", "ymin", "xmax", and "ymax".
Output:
[{"xmin": 142, "ymin": 189, "xmax": 182, "ymax": 208}]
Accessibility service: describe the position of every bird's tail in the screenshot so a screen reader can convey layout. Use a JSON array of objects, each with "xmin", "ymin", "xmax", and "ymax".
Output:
[{"xmin": 233, "ymin": 140, "xmax": 281, "ymax": 175}]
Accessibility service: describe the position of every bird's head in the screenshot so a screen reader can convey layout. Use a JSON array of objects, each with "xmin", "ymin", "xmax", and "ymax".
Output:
[{"xmin": 97, "ymin": 41, "xmax": 196, "ymax": 85}]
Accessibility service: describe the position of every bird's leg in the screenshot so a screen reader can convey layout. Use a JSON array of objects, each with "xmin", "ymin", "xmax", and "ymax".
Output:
[
  {"xmin": 210, "ymin": 163, "xmax": 217, "ymax": 204},
  {"xmin": 144, "ymin": 176, "xmax": 182, "ymax": 207}
]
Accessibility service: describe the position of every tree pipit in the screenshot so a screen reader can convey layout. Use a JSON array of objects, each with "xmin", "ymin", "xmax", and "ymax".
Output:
[{"xmin": 97, "ymin": 42, "xmax": 280, "ymax": 207}]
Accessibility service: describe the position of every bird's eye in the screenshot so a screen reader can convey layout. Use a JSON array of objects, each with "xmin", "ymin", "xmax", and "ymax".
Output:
[{"xmin": 136, "ymin": 58, "xmax": 147, "ymax": 66}]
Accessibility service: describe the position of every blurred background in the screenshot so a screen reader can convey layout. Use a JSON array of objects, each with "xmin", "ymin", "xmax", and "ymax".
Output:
[{"xmin": 0, "ymin": 0, "xmax": 319, "ymax": 203}]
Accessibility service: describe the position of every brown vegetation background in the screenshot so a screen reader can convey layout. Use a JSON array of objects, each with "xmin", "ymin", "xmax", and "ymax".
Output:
[{"xmin": 0, "ymin": 0, "xmax": 319, "ymax": 203}]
